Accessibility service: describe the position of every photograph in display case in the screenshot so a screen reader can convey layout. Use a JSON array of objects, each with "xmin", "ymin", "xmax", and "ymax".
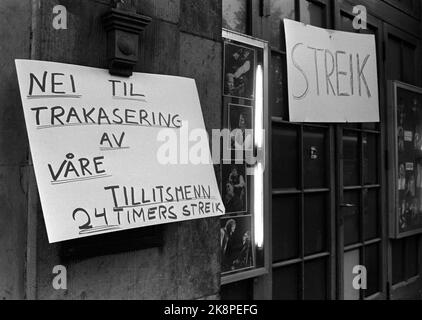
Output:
[
  {"xmin": 220, "ymin": 215, "xmax": 254, "ymax": 274},
  {"xmin": 223, "ymin": 42, "xmax": 256, "ymax": 100},
  {"xmin": 228, "ymin": 103, "xmax": 254, "ymax": 151},
  {"xmin": 221, "ymin": 163, "xmax": 248, "ymax": 215}
]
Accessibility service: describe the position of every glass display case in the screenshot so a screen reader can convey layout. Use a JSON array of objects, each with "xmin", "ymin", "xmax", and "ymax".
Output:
[
  {"xmin": 221, "ymin": 29, "xmax": 270, "ymax": 283},
  {"xmin": 389, "ymin": 81, "xmax": 422, "ymax": 238}
]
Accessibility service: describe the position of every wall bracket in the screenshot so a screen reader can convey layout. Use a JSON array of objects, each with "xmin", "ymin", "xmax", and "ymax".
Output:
[{"xmin": 102, "ymin": 6, "xmax": 151, "ymax": 77}]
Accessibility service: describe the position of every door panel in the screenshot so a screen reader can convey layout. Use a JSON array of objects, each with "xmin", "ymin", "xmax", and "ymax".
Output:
[
  {"xmin": 334, "ymin": 2, "xmax": 387, "ymax": 300},
  {"xmin": 270, "ymin": 0, "xmax": 335, "ymax": 300}
]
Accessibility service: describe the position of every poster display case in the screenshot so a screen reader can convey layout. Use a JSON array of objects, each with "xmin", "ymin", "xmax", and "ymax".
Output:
[
  {"xmin": 388, "ymin": 81, "xmax": 422, "ymax": 238},
  {"xmin": 221, "ymin": 29, "xmax": 270, "ymax": 284}
]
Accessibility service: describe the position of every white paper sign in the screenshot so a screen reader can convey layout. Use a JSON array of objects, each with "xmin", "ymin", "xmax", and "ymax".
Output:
[
  {"xmin": 15, "ymin": 59, "xmax": 224, "ymax": 243},
  {"xmin": 284, "ymin": 19, "xmax": 380, "ymax": 123}
]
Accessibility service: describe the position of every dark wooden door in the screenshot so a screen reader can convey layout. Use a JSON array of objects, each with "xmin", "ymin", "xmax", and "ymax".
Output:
[{"xmin": 334, "ymin": 1, "xmax": 387, "ymax": 300}]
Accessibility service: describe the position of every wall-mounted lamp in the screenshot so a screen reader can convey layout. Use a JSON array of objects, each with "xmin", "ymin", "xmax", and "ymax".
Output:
[{"xmin": 102, "ymin": 1, "xmax": 151, "ymax": 77}]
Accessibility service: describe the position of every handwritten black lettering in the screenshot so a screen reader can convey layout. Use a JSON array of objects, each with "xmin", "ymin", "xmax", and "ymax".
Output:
[
  {"xmin": 109, "ymin": 80, "xmax": 145, "ymax": 98},
  {"xmin": 289, "ymin": 43, "xmax": 374, "ymax": 100},
  {"xmin": 104, "ymin": 184, "xmax": 213, "ymax": 210},
  {"xmin": 29, "ymin": 72, "xmax": 47, "ymax": 95},
  {"xmin": 30, "ymin": 107, "xmax": 48, "ymax": 125},
  {"xmin": 357, "ymin": 54, "xmax": 371, "ymax": 98},
  {"xmin": 51, "ymin": 106, "xmax": 65, "ymax": 125},
  {"xmin": 28, "ymin": 71, "xmax": 78, "ymax": 97},
  {"xmin": 66, "ymin": 107, "xmax": 83, "ymax": 124},
  {"xmin": 324, "ymin": 49, "xmax": 336, "ymax": 96},
  {"xmin": 51, "ymin": 73, "xmax": 66, "ymax": 94},
  {"xmin": 48, "ymin": 153, "xmax": 107, "ymax": 183},
  {"xmin": 291, "ymin": 43, "xmax": 309, "ymax": 100},
  {"xmin": 32, "ymin": 106, "xmax": 182, "ymax": 129},
  {"xmin": 335, "ymin": 51, "xmax": 350, "ymax": 97},
  {"xmin": 308, "ymin": 46, "xmax": 324, "ymax": 96},
  {"xmin": 108, "ymin": 80, "xmax": 120, "ymax": 96},
  {"xmin": 72, "ymin": 208, "xmax": 93, "ymax": 230}
]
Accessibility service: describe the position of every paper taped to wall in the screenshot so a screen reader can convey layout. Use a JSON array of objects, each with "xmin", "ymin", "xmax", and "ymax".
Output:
[{"xmin": 15, "ymin": 59, "xmax": 224, "ymax": 243}]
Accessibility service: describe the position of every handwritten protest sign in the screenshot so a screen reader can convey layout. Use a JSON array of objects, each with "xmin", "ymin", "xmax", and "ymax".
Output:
[
  {"xmin": 15, "ymin": 60, "xmax": 224, "ymax": 243},
  {"xmin": 284, "ymin": 19, "xmax": 380, "ymax": 123}
]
